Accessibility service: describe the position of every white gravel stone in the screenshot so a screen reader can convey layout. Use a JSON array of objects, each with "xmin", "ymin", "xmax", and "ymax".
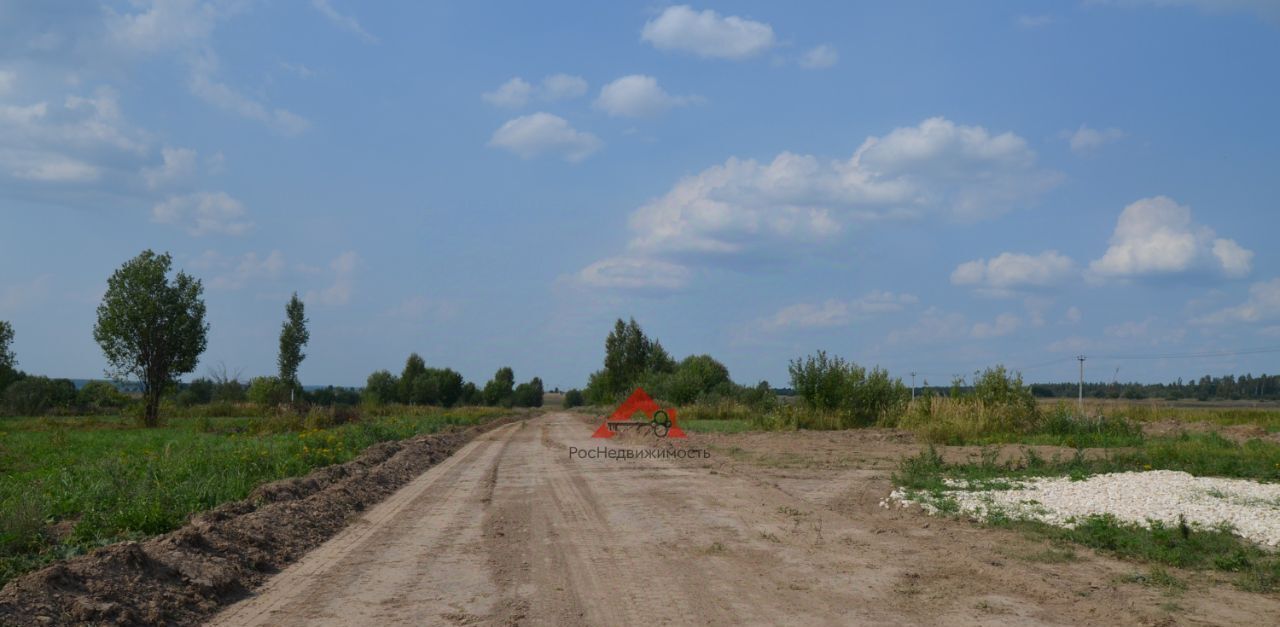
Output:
[{"xmin": 888, "ymin": 470, "xmax": 1280, "ymax": 548}]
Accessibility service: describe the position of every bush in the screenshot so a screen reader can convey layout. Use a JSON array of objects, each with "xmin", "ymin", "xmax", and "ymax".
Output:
[
  {"xmin": 363, "ymin": 370, "xmax": 399, "ymax": 406},
  {"xmin": 513, "ymin": 377, "xmax": 544, "ymax": 408},
  {"xmin": 3, "ymin": 377, "xmax": 76, "ymax": 415},
  {"xmin": 247, "ymin": 376, "xmax": 291, "ymax": 406},
  {"xmin": 562, "ymin": 388, "xmax": 585, "ymax": 408},
  {"xmin": 787, "ymin": 352, "xmax": 908, "ymax": 428},
  {"xmin": 77, "ymin": 381, "xmax": 128, "ymax": 412}
]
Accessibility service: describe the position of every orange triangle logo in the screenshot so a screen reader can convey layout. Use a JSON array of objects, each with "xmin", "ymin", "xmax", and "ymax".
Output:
[{"xmin": 591, "ymin": 388, "xmax": 685, "ymax": 438}]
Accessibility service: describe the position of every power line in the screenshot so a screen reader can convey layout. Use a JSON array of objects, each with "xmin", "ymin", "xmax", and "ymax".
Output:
[{"xmin": 1094, "ymin": 345, "xmax": 1280, "ymax": 361}]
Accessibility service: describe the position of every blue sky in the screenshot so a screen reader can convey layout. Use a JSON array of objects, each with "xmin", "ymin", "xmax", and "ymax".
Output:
[{"xmin": 2, "ymin": 1, "xmax": 1279, "ymax": 390}]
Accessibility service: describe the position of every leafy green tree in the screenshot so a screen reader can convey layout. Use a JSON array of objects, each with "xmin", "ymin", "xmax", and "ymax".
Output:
[
  {"xmin": 0, "ymin": 320, "xmax": 21, "ymax": 394},
  {"xmin": 400, "ymin": 353, "xmax": 427, "ymax": 404},
  {"xmin": 0, "ymin": 320, "xmax": 14, "ymax": 371},
  {"xmin": 427, "ymin": 368, "xmax": 465, "ymax": 407},
  {"xmin": 278, "ymin": 292, "xmax": 309, "ymax": 399},
  {"xmin": 363, "ymin": 370, "xmax": 399, "ymax": 406},
  {"xmin": 587, "ymin": 318, "xmax": 669, "ymax": 402},
  {"xmin": 563, "ymin": 388, "xmax": 585, "ymax": 408},
  {"xmin": 483, "ymin": 366, "xmax": 515, "ymax": 406},
  {"xmin": 459, "ymin": 381, "xmax": 481, "ymax": 406},
  {"xmin": 513, "ymin": 376, "xmax": 544, "ymax": 407},
  {"xmin": 78, "ymin": 381, "xmax": 128, "ymax": 411},
  {"xmin": 93, "ymin": 250, "xmax": 208, "ymax": 427},
  {"xmin": 247, "ymin": 376, "xmax": 290, "ymax": 406}
]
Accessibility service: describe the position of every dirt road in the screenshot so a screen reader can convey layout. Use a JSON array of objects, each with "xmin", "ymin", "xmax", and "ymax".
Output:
[{"xmin": 209, "ymin": 413, "xmax": 1280, "ymax": 626}]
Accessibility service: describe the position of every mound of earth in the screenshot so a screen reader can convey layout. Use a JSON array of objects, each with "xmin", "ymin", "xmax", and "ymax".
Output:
[{"xmin": 0, "ymin": 416, "xmax": 520, "ymax": 627}]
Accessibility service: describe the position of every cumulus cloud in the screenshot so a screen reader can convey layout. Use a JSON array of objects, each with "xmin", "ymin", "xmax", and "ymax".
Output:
[
  {"xmin": 1062, "ymin": 124, "xmax": 1125, "ymax": 153},
  {"xmin": 576, "ymin": 256, "xmax": 691, "ymax": 291},
  {"xmin": 142, "ymin": 147, "xmax": 197, "ymax": 188},
  {"xmin": 757, "ymin": 292, "xmax": 918, "ymax": 331},
  {"xmin": 1089, "ymin": 196, "xmax": 1252, "ymax": 280},
  {"xmin": 152, "ymin": 191, "xmax": 253, "ymax": 236},
  {"xmin": 1195, "ymin": 278, "xmax": 1280, "ymax": 324},
  {"xmin": 310, "ymin": 0, "xmax": 378, "ymax": 43},
  {"xmin": 540, "ymin": 74, "xmax": 588, "ymax": 101},
  {"xmin": 306, "ymin": 251, "xmax": 360, "ymax": 306},
  {"xmin": 482, "ymin": 77, "xmax": 533, "ymax": 108},
  {"xmin": 0, "ymin": 86, "xmax": 151, "ymax": 186},
  {"xmin": 594, "ymin": 75, "xmax": 694, "ymax": 118},
  {"xmin": 952, "ymin": 251, "xmax": 1076, "ymax": 294},
  {"xmin": 971, "ymin": 313, "xmax": 1022, "ymax": 339},
  {"xmin": 619, "ymin": 117, "xmax": 1057, "ymax": 261},
  {"xmin": 488, "ymin": 112, "xmax": 601, "ymax": 162},
  {"xmin": 799, "ymin": 44, "xmax": 838, "ymax": 69},
  {"xmin": 483, "ymin": 75, "xmax": 589, "ymax": 108},
  {"xmin": 641, "ymin": 5, "xmax": 776, "ymax": 59},
  {"xmin": 202, "ymin": 250, "xmax": 286, "ymax": 290}
]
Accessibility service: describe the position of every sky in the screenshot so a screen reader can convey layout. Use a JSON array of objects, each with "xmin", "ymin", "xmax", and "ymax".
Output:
[{"xmin": 1, "ymin": 1, "xmax": 1279, "ymax": 390}]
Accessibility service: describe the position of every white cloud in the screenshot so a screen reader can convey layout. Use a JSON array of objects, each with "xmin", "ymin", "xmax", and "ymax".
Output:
[
  {"xmin": 310, "ymin": 0, "xmax": 378, "ymax": 43},
  {"xmin": 799, "ymin": 44, "xmax": 838, "ymax": 69},
  {"xmin": 482, "ymin": 77, "xmax": 533, "ymax": 108},
  {"xmin": 1089, "ymin": 196, "xmax": 1252, "ymax": 280},
  {"xmin": 576, "ymin": 256, "xmax": 690, "ymax": 291},
  {"xmin": 483, "ymin": 75, "xmax": 589, "ymax": 108},
  {"xmin": 0, "ymin": 70, "xmax": 15, "ymax": 95},
  {"xmin": 1106, "ymin": 318, "xmax": 1152, "ymax": 338},
  {"xmin": 1064, "ymin": 306, "xmax": 1083, "ymax": 324},
  {"xmin": 488, "ymin": 112, "xmax": 602, "ymax": 162},
  {"xmin": 971, "ymin": 313, "xmax": 1022, "ymax": 339},
  {"xmin": 204, "ymin": 250, "xmax": 286, "ymax": 290},
  {"xmin": 1016, "ymin": 14, "xmax": 1055, "ymax": 28},
  {"xmin": 594, "ymin": 75, "xmax": 694, "ymax": 118},
  {"xmin": 142, "ymin": 146, "xmax": 197, "ymax": 189},
  {"xmin": 641, "ymin": 5, "xmax": 776, "ymax": 59},
  {"xmin": 1196, "ymin": 278, "xmax": 1280, "ymax": 324},
  {"xmin": 188, "ymin": 66, "xmax": 309, "ymax": 135},
  {"xmin": 306, "ymin": 251, "xmax": 360, "ymax": 306},
  {"xmin": 619, "ymin": 117, "xmax": 1057, "ymax": 261},
  {"xmin": 887, "ymin": 307, "xmax": 967, "ymax": 344},
  {"xmin": 540, "ymin": 74, "xmax": 588, "ymax": 101},
  {"xmin": 757, "ymin": 291, "xmax": 918, "ymax": 331},
  {"xmin": 0, "ymin": 87, "xmax": 149, "ymax": 186},
  {"xmin": 1062, "ymin": 124, "xmax": 1125, "ymax": 153},
  {"xmin": 951, "ymin": 251, "xmax": 1076, "ymax": 294},
  {"xmin": 152, "ymin": 191, "xmax": 253, "ymax": 236}
]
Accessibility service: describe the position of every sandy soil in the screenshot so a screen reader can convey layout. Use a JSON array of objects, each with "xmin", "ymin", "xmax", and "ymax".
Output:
[{"xmin": 207, "ymin": 413, "xmax": 1280, "ymax": 626}]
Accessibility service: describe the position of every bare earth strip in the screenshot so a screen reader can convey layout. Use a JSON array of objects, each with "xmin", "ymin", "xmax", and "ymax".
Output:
[{"xmin": 209, "ymin": 413, "xmax": 1280, "ymax": 626}]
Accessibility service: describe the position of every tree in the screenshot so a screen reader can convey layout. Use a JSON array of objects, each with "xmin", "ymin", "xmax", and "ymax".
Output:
[
  {"xmin": 562, "ymin": 388, "xmax": 585, "ymax": 409},
  {"xmin": 484, "ymin": 367, "xmax": 515, "ymax": 406},
  {"xmin": 400, "ymin": 353, "xmax": 427, "ymax": 404},
  {"xmin": 0, "ymin": 320, "xmax": 21, "ymax": 394},
  {"xmin": 363, "ymin": 370, "xmax": 398, "ymax": 406},
  {"xmin": 278, "ymin": 292, "xmax": 309, "ymax": 400},
  {"xmin": 513, "ymin": 376, "xmax": 544, "ymax": 407},
  {"xmin": 0, "ymin": 320, "xmax": 14, "ymax": 371},
  {"xmin": 93, "ymin": 250, "xmax": 208, "ymax": 427}
]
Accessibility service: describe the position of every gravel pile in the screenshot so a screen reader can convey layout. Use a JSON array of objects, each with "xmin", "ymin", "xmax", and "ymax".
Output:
[{"xmin": 885, "ymin": 470, "xmax": 1280, "ymax": 548}]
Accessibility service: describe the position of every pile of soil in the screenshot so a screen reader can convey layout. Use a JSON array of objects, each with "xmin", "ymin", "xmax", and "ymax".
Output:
[{"xmin": 0, "ymin": 416, "xmax": 520, "ymax": 627}]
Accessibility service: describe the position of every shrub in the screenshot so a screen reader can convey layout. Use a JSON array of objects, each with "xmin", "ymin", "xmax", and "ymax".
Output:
[
  {"xmin": 3, "ymin": 377, "xmax": 76, "ymax": 415},
  {"xmin": 513, "ymin": 377, "xmax": 544, "ymax": 407},
  {"xmin": 363, "ymin": 370, "xmax": 399, "ymax": 406},
  {"xmin": 787, "ymin": 352, "xmax": 909, "ymax": 428},
  {"xmin": 77, "ymin": 381, "xmax": 128, "ymax": 412},
  {"xmin": 246, "ymin": 376, "xmax": 291, "ymax": 406},
  {"xmin": 562, "ymin": 388, "xmax": 585, "ymax": 409}
]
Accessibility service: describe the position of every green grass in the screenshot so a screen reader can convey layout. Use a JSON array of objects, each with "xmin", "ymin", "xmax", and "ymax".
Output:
[
  {"xmin": 0, "ymin": 407, "xmax": 509, "ymax": 588},
  {"xmin": 893, "ymin": 435, "xmax": 1280, "ymax": 593},
  {"xmin": 680, "ymin": 418, "xmax": 753, "ymax": 434}
]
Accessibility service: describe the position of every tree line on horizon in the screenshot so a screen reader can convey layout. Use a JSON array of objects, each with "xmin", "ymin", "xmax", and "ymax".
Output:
[{"xmin": 0, "ymin": 250, "xmax": 544, "ymax": 421}]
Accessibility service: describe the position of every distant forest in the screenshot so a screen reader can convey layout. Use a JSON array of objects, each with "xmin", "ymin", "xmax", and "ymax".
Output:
[{"xmin": 776, "ymin": 373, "xmax": 1280, "ymax": 402}]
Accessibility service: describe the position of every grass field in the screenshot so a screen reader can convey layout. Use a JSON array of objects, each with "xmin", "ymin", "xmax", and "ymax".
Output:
[{"xmin": 0, "ymin": 407, "xmax": 510, "ymax": 587}]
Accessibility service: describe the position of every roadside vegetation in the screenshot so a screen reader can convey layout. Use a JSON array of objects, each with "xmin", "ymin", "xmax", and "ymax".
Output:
[{"xmin": 0, "ymin": 406, "xmax": 510, "ymax": 588}]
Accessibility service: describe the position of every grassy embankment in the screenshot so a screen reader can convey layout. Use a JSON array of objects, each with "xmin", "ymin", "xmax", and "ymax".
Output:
[{"xmin": 0, "ymin": 406, "xmax": 511, "ymax": 588}]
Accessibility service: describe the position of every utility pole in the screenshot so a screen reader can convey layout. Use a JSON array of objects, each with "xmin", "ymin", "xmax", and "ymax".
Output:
[
  {"xmin": 910, "ymin": 371, "xmax": 917, "ymax": 401},
  {"xmin": 1077, "ymin": 355, "xmax": 1086, "ymax": 414}
]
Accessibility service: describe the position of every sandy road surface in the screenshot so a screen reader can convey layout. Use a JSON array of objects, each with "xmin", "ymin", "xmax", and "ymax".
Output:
[{"xmin": 210, "ymin": 413, "xmax": 1280, "ymax": 626}]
